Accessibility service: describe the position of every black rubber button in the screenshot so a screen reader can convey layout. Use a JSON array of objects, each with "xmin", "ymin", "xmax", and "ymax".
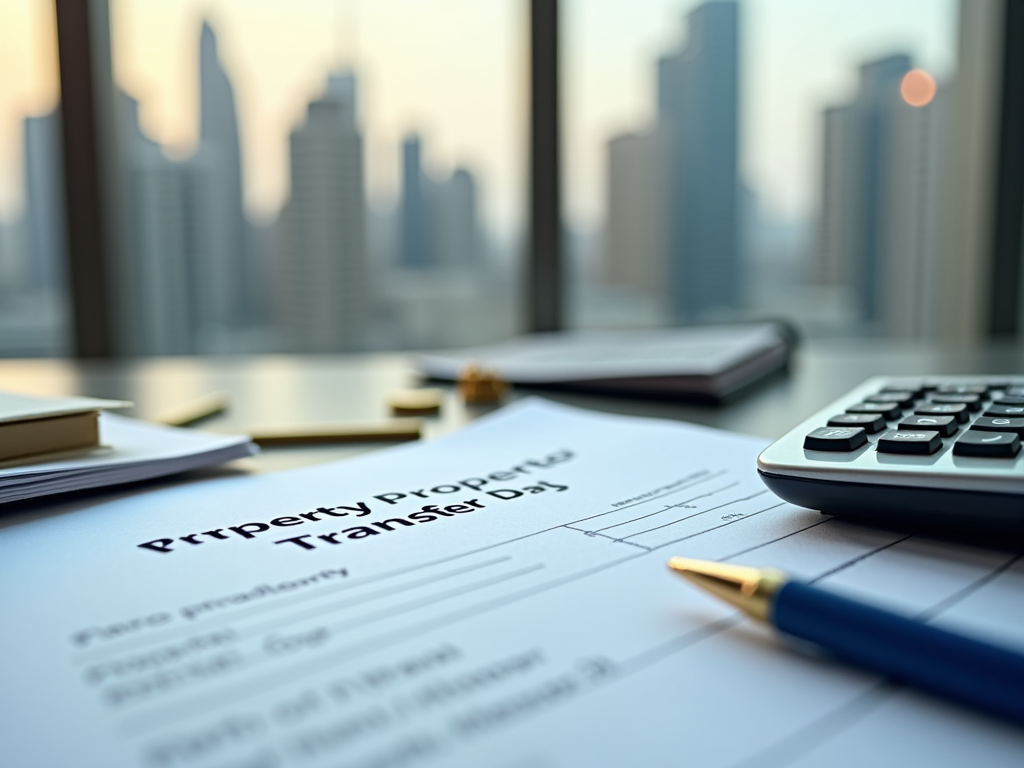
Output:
[
  {"xmin": 929, "ymin": 394, "xmax": 982, "ymax": 412},
  {"xmin": 876, "ymin": 430, "xmax": 941, "ymax": 455},
  {"xmin": 993, "ymin": 396, "xmax": 1024, "ymax": 406},
  {"xmin": 936, "ymin": 384, "xmax": 987, "ymax": 396},
  {"xmin": 804, "ymin": 427, "xmax": 868, "ymax": 452},
  {"xmin": 881, "ymin": 382, "xmax": 925, "ymax": 397},
  {"xmin": 827, "ymin": 413, "xmax": 886, "ymax": 434},
  {"xmin": 915, "ymin": 403, "xmax": 969, "ymax": 423},
  {"xmin": 983, "ymin": 379, "xmax": 1012, "ymax": 390},
  {"xmin": 953, "ymin": 430, "xmax": 1021, "ymax": 458},
  {"xmin": 898, "ymin": 414, "xmax": 957, "ymax": 437},
  {"xmin": 971, "ymin": 416, "xmax": 1024, "ymax": 437},
  {"xmin": 985, "ymin": 404, "xmax": 1024, "ymax": 417},
  {"xmin": 867, "ymin": 391, "xmax": 915, "ymax": 408},
  {"xmin": 847, "ymin": 402, "xmax": 902, "ymax": 420}
]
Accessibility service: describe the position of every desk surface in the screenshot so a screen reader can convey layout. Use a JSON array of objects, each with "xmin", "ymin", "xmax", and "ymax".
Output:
[
  {"xmin": 1, "ymin": 339, "xmax": 1022, "ymax": 475},
  {"xmin": 3, "ymin": 341, "xmax": 1023, "ymax": 766}
]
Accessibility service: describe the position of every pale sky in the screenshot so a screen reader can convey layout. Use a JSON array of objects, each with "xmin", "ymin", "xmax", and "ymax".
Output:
[{"xmin": 0, "ymin": 0, "xmax": 956, "ymax": 233}]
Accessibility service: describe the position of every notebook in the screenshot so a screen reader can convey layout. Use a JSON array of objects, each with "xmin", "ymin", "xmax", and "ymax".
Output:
[
  {"xmin": 0, "ymin": 391, "xmax": 131, "ymax": 465},
  {"xmin": 415, "ymin": 322, "xmax": 794, "ymax": 403}
]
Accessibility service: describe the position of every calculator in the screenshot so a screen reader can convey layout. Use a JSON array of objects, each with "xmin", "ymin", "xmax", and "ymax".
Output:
[{"xmin": 757, "ymin": 376, "xmax": 1024, "ymax": 545}]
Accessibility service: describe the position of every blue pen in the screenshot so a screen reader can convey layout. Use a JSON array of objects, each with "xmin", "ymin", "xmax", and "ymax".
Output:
[{"xmin": 667, "ymin": 557, "xmax": 1024, "ymax": 724}]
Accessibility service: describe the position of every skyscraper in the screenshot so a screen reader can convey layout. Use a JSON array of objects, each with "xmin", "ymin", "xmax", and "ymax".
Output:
[
  {"xmin": 816, "ymin": 55, "xmax": 946, "ymax": 336},
  {"xmin": 398, "ymin": 134, "xmax": 434, "ymax": 268},
  {"xmin": 199, "ymin": 21, "xmax": 251, "ymax": 324},
  {"xmin": 431, "ymin": 167, "xmax": 480, "ymax": 268},
  {"xmin": 658, "ymin": 0, "xmax": 741, "ymax": 323},
  {"xmin": 280, "ymin": 72, "xmax": 367, "ymax": 352},
  {"xmin": 126, "ymin": 94, "xmax": 230, "ymax": 354},
  {"xmin": 22, "ymin": 111, "xmax": 66, "ymax": 294},
  {"xmin": 603, "ymin": 129, "xmax": 670, "ymax": 313}
]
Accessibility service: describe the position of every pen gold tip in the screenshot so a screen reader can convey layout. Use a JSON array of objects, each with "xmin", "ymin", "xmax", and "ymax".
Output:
[{"xmin": 667, "ymin": 557, "xmax": 787, "ymax": 622}]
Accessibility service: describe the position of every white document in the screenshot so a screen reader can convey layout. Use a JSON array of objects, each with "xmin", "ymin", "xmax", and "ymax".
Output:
[
  {"xmin": 0, "ymin": 413, "xmax": 257, "ymax": 503},
  {"xmin": 0, "ymin": 400, "xmax": 1020, "ymax": 768}
]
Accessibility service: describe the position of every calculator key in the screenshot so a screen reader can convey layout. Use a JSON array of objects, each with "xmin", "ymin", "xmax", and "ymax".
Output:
[
  {"xmin": 929, "ymin": 394, "xmax": 982, "ymax": 411},
  {"xmin": 876, "ymin": 430, "xmax": 942, "ymax": 455},
  {"xmin": 803, "ymin": 427, "xmax": 868, "ymax": 452},
  {"xmin": 953, "ymin": 430, "xmax": 1021, "ymax": 458},
  {"xmin": 970, "ymin": 416, "xmax": 1024, "ymax": 437},
  {"xmin": 936, "ymin": 383, "xmax": 987, "ymax": 396},
  {"xmin": 847, "ymin": 402, "xmax": 902, "ymax": 420},
  {"xmin": 881, "ymin": 382, "xmax": 925, "ymax": 396},
  {"xmin": 983, "ymin": 378, "xmax": 1012, "ymax": 390},
  {"xmin": 1005, "ymin": 386, "xmax": 1024, "ymax": 398},
  {"xmin": 867, "ymin": 391, "xmax": 915, "ymax": 408},
  {"xmin": 827, "ymin": 413, "xmax": 886, "ymax": 434},
  {"xmin": 898, "ymin": 414, "xmax": 957, "ymax": 437},
  {"xmin": 914, "ymin": 402, "xmax": 969, "ymax": 423},
  {"xmin": 984, "ymin": 404, "xmax": 1024, "ymax": 417},
  {"xmin": 993, "ymin": 396, "xmax": 1024, "ymax": 406}
]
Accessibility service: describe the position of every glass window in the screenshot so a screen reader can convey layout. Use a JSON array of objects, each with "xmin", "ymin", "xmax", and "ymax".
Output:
[
  {"xmin": 564, "ymin": 0, "xmax": 958, "ymax": 339},
  {"xmin": 0, "ymin": 0, "xmax": 68, "ymax": 356},
  {"xmin": 105, "ymin": 0, "xmax": 523, "ymax": 354}
]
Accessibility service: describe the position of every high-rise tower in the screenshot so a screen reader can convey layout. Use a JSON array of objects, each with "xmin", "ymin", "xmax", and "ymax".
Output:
[
  {"xmin": 125, "ymin": 93, "xmax": 229, "ymax": 354},
  {"xmin": 199, "ymin": 21, "xmax": 251, "ymax": 324},
  {"xmin": 398, "ymin": 135, "xmax": 434, "ymax": 268},
  {"xmin": 22, "ymin": 112, "xmax": 66, "ymax": 294},
  {"xmin": 657, "ymin": 1, "xmax": 741, "ymax": 323},
  {"xmin": 280, "ymin": 72, "xmax": 367, "ymax": 352},
  {"xmin": 816, "ymin": 55, "xmax": 946, "ymax": 336}
]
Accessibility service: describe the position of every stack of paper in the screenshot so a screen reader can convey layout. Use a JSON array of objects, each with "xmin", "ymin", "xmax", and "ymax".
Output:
[
  {"xmin": 416, "ymin": 322, "xmax": 794, "ymax": 402},
  {"xmin": 0, "ymin": 412, "xmax": 258, "ymax": 504},
  {"xmin": 0, "ymin": 391, "xmax": 131, "ymax": 464}
]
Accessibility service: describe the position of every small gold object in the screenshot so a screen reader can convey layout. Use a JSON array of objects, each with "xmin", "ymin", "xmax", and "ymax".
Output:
[
  {"xmin": 387, "ymin": 388, "xmax": 444, "ymax": 416},
  {"xmin": 155, "ymin": 391, "xmax": 229, "ymax": 427},
  {"xmin": 458, "ymin": 364, "xmax": 507, "ymax": 403},
  {"xmin": 667, "ymin": 557, "xmax": 787, "ymax": 622},
  {"xmin": 249, "ymin": 420, "xmax": 422, "ymax": 446}
]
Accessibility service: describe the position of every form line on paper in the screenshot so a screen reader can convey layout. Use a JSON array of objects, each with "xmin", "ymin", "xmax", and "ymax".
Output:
[
  {"xmin": 592, "ymin": 481, "xmax": 741, "ymax": 533},
  {"xmin": 628, "ymin": 490, "xmax": 771, "ymax": 539},
  {"xmin": 240, "ymin": 558, "xmax": 514, "ymax": 641},
  {"xmin": 651, "ymin": 502, "xmax": 787, "ymax": 551},
  {"xmin": 808, "ymin": 536, "xmax": 912, "ymax": 584},
  {"xmin": 77, "ymin": 556, "xmax": 513, "ymax": 668},
  {"xmin": 113, "ymin": 563, "xmax": 549, "ymax": 728},
  {"xmin": 565, "ymin": 470, "xmax": 727, "ymax": 525},
  {"xmin": 720, "ymin": 517, "xmax": 834, "ymax": 562},
  {"xmin": 116, "ymin": 556, "xmax": 650, "ymax": 735},
  {"xmin": 563, "ymin": 529, "xmax": 654, "ymax": 550}
]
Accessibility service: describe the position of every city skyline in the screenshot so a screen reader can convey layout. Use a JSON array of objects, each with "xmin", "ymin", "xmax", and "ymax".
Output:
[
  {"xmin": 0, "ymin": 0, "xmax": 964, "ymax": 357},
  {"xmin": 0, "ymin": 0, "xmax": 956, "ymax": 232}
]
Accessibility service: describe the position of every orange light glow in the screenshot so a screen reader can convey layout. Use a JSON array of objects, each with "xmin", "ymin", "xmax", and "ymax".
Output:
[{"xmin": 900, "ymin": 69, "xmax": 937, "ymax": 107}]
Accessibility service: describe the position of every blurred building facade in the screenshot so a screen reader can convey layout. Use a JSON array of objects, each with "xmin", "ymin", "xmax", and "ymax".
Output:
[
  {"xmin": 603, "ymin": 129, "xmax": 670, "ymax": 315},
  {"xmin": 815, "ymin": 55, "xmax": 948, "ymax": 338},
  {"xmin": 603, "ymin": 0, "xmax": 741, "ymax": 326},
  {"xmin": 398, "ymin": 135, "xmax": 434, "ymax": 269},
  {"xmin": 122, "ymin": 22, "xmax": 255, "ymax": 355},
  {"xmin": 278, "ymin": 72, "xmax": 367, "ymax": 353},
  {"xmin": 23, "ymin": 112, "xmax": 66, "ymax": 295},
  {"xmin": 199, "ymin": 21, "xmax": 256, "ymax": 326},
  {"xmin": 431, "ymin": 168, "xmax": 481, "ymax": 270},
  {"xmin": 375, "ymin": 133, "xmax": 511, "ymax": 349}
]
